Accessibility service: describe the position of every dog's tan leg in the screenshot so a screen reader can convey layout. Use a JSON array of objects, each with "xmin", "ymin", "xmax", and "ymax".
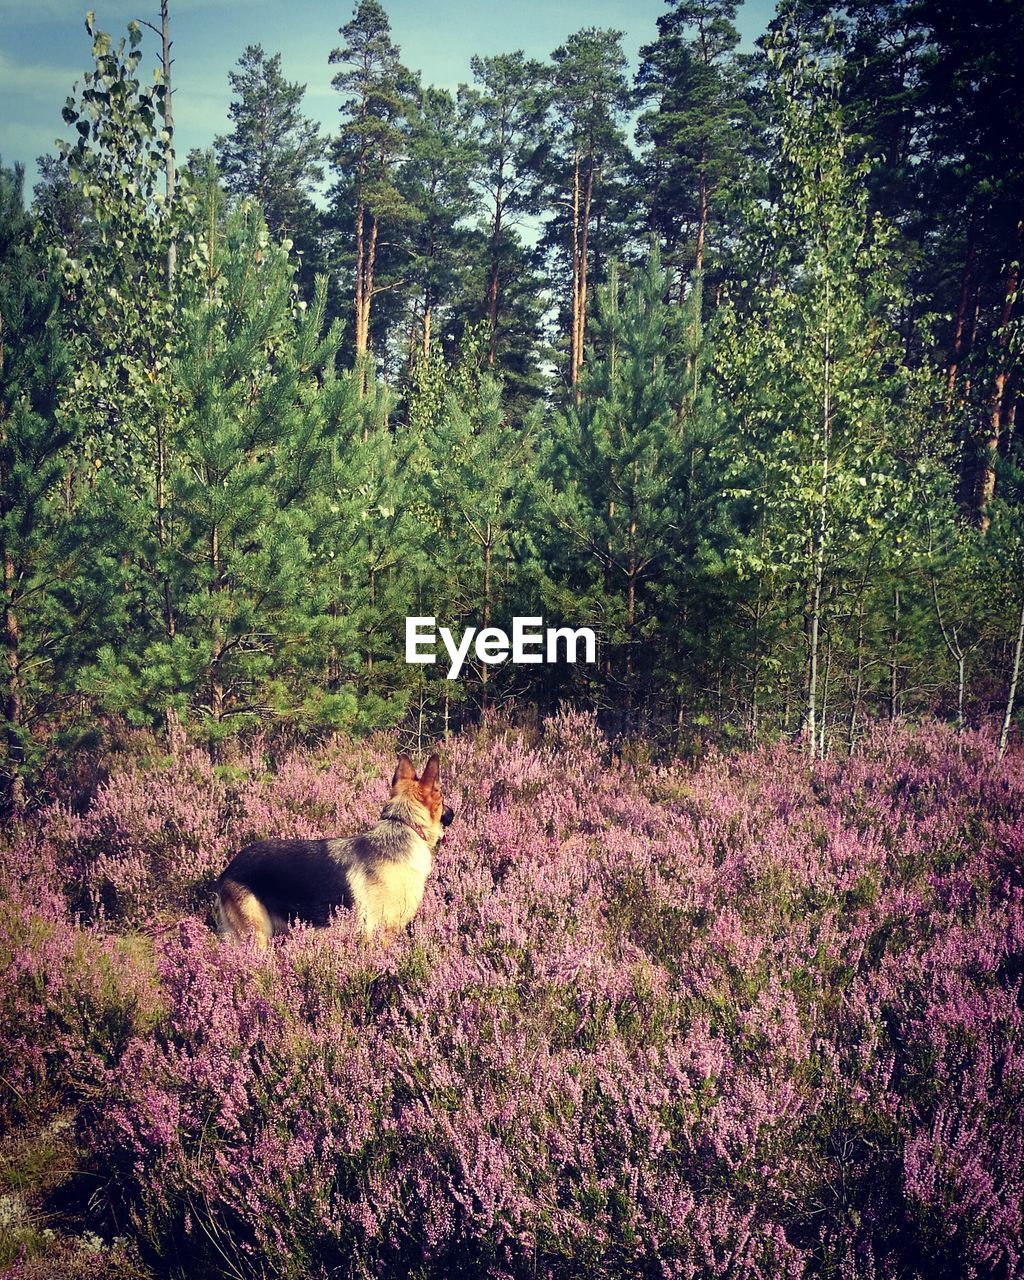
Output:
[{"xmin": 217, "ymin": 878, "xmax": 274, "ymax": 949}]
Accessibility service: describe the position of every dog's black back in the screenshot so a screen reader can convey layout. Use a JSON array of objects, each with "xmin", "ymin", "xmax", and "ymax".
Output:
[{"xmin": 218, "ymin": 839, "xmax": 352, "ymax": 927}]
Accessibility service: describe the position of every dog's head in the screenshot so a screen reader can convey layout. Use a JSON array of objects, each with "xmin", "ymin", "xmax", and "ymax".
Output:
[{"xmin": 392, "ymin": 753, "xmax": 455, "ymax": 843}]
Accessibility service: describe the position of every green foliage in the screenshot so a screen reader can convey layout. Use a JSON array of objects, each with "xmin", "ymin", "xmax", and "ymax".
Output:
[
  {"xmin": 214, "ymin": 44, "xmax": 326, "ymax": 288},
  {"xmin": 636, "ymin": 0, "xmax": 752, "ymax": 281},
  {"xmin": 547, "ymin": 252, "xmax": 692, "ymax": 715},
  {"xmin": 328, "ymin": 0, "xmax": 421, "ymax": 366},
  {"xmin": 541, "ymin": 27, "xmax": 635, "ymax": 386},
  {"xmin": 83, "ymin": 203, "xmax": 352, "ymax": 741},
  {"xmin": 715, "ymin": 22, "xmax": 946, "ymax": 749},
  {"xmin": 462, "ymin": 50, "xmax": 550, "ymax": 397},
  {"xmin": 401, "ymin": 85, "xmax": 480, "ymax": 354},
  {"xmin": 309, "ymin": 374, "xmax": 424, "ymax": 734},
  {"xmin": 424, "ymin": 369, "xmax": 543, "ymax": 711},
  {"xmin": 0, "ymin": 0, "xmax": 1020, "ymax": 773},
  {"xmin": 0, "ymin": 162, "xmax": 72, "ymax": 810}
]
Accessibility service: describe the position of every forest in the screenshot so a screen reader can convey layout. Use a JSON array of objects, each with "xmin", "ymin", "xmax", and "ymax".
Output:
[{"xmin": 1, "ymin": 0, "xmax": 1023, "ymax": 813}]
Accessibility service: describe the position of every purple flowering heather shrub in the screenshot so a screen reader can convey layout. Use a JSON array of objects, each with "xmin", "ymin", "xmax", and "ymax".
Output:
[{"xmin": 1, "ymin": 712, "xmax": 1022, "ymax": 1278}]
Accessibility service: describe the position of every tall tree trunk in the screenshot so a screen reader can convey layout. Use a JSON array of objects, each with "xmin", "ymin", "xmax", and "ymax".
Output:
[
  {"xmin": 569, "ymin": 149, "xmax": 581, "ymax": 397},
  {"xmin": 963, "ymin": 293, "xmax": 982, "ymax": 403},
  {"xmin": 975, "ymin": 220, "xmax": 1021, "ymax": 531},
  {"xmin": 486, "ymin": 168, "xmax": 504, "ymax": 367},
  {"xmin": 2, "ymin": 546, "xmax": 24, "ymax": 817},
  {"xmin": 354, "ymin": 200, "xmax": 365, "ymax": 349},
  {"xmin": 360, "ymin": 212, "xmax": 376, "ymax": 373},
  {"xmin": 889, "ymin": 586, "xmax": 900, "ymax": 723},
  {"xmin": 576, "ymin": 158, "xmax": 594, "ymax": 394},
  {"xmin": 999, "ymin": 593, "xmax": 1024, "ymax": 758},
  {"xmin": 694, "ymin": 164, "xmax": 708, "ymax": 279},
  {"xmin": 486, "ymin": 264, "xmax": 500, "ymax": 367},
  {"xmin": 422, "ymin": 298, "xmax": 432, "ymax": 357},
  {"xmin": 945, "ymin": 208, "xmax": 977, "ymax": 408}
]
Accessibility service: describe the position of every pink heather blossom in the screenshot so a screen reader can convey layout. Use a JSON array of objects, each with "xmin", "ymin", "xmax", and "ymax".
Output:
[{"xmin": 0, "ymin": 714, "xmax": 1022, "ymax": 1277}]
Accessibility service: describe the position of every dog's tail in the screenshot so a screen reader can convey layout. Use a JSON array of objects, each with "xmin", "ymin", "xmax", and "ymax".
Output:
[{"xmin": 215, "ymin": 877, "xmax": 274, "ymax": 948}]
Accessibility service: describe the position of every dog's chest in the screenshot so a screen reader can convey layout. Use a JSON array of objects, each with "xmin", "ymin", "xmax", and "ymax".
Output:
[{"xmin": 358, "ymin": 846, "xmax": 432, "ymax": 933}]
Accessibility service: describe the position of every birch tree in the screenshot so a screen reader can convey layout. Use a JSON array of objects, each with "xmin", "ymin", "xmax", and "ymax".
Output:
[{"xmin": 716, "ymin": 21, "xmax": 930, "ymax": 756}]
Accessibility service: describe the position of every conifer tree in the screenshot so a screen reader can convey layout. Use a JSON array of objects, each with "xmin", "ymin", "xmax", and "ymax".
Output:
[
  {"xmin": 548, "ymin": 253, "xmax": 687, "ymax": 722},
  {"xmin": 32, "ymin": 154, "xmax": 95, "ymax": 260},
  {"xmin": 214, "ymin": 45, "xmax": 325, "ymax": 287},
  {"xmin": 85, "ymin": 202, "xmax": 348, "ymax": 744},
  {"xmin": 329, "ymin": 0, "xmax": 419, "ymax": 379},
  {"xmin": 464, "ymin": 52, "xmax": 550, "ymax": 374},
  {"xmin": 543, "ymin": 28, "xmax": 633, "ymax": 399},
  {"xmin": 401, "ymin": 86, "xmax": 479, "ymax": 360},
  {"xmin": 419, "ymin": 363, "xmax": 541, "ymax": 712},
  {"xmin": 0, "ymin": 163, "xmax": 125, "ymax": 811},
  {"xmin": 0, "ymin": 163, "xmax": 71, "ymax": 813},
  {"xmin": 309, "ymin": 373, "xmax": 426, "ymax": 733},
  {"xmin": 920, "ymin": 0, "xmax": 1024, "ymax": 527},
  {"xmin": 636, "ymin": 0, "xmax": 750, "ymax": 290}
]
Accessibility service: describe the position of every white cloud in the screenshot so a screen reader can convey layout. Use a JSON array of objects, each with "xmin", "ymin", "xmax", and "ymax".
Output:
[{"xmin": 0, "ymin": 47, "xmax": 79, "ymax": 98}]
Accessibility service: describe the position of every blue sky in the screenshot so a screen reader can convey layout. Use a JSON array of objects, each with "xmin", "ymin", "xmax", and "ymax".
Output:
[{"xmin": 0, "ymin": 0, "xmax": 777, "ymax": 194}]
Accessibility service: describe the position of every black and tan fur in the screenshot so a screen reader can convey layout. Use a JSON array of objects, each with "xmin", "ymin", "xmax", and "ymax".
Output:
[{"xmin": 215, "ymin": 754, "xmax": 453, "ymax": 946}]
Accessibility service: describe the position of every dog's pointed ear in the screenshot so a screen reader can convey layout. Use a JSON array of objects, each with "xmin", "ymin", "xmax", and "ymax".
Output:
[
  {"xmin": 392, "ymin": 753, "xmax": 417, "ymax": 786},
  {"xmin": 420, "ymin": 754, "xmax": 441, "ymax": 790}
]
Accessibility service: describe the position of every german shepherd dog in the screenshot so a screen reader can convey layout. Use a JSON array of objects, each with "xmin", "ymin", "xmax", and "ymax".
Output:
[{"xmin": 215, "ymin": 754, "xmax": 454, "ymax": 947}]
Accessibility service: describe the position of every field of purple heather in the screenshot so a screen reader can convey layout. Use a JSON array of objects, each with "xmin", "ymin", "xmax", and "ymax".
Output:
[{"xmin": 1, "ymin": 712, "xmax": 1023, "ymax": 1279}]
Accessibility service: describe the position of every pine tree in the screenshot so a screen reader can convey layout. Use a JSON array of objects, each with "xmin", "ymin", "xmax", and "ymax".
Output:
[
  {"xmin": 308, "ymin": 372, "xmax": 427, "ymax": 733},
  {"xmin": 543, "ymin": 28, "xmax": 633, "ymax": 400},
  {"xmin": 417, "ymin": 361, "xmax": 542, "ymax": 713},
  {"xmin": 401, "ymin": 85, "xmax": 479, "ymax": 360},
  {"xmin": 0, "ymin": 162, "xmax": 72, "ymax": 813},
  {"xmin": 463, "ymin": 52, "xmax": 550, "ymax": 371},
  {"xmin": 32, "ymin": 154, "xmax": 96, "ymax": 260},
  {"xmin": 329, "ymin": 0, "xmax": 419, "ymax": 380},
  {"xmin": 636, "ymin": 0, "xmax": 751, "ymax": 290},
  {"xmin": 919, "ymin": 0, "xmax": 1024, "ymax": 526},
  {"xmin": 214, "ymin": 45, "xmax": 326, "ymax": 289},
  {"xmin": 83, "ymin": 201, "xmax": 349, "ymax": 745},
  {"xmin": 547, "ymin": 253, "xmax": 687, "ymax": 724}
]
